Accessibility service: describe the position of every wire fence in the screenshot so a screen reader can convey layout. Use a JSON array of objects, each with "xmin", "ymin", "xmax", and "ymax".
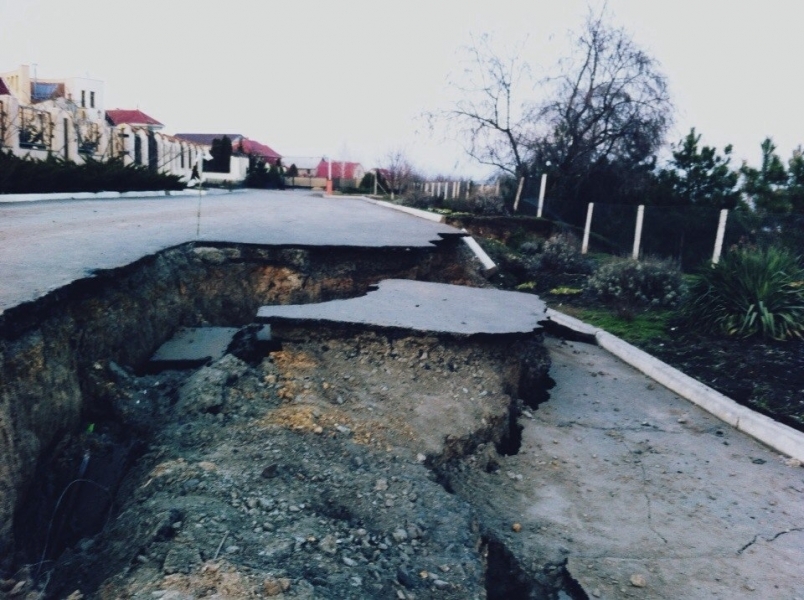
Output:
[{"xmin": 517, "ymin": 191, "xmax": 804, "ymax": 271}]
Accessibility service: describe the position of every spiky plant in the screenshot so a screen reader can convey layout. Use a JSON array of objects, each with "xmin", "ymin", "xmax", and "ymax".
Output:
[{"xmin": 682, "ymin": 246, "xmax": 804, "ymax": 340}]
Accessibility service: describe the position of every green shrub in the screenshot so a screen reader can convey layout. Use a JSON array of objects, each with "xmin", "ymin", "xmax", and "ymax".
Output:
[
  {"xmin": 681, "ymin": 246, "xmax": 804, "ymax": 340},
  {"xmin": 586, "ymin": 257, "xmax": 685, "ymax": 307},
  {"xmin": 0, "ymin": 151, "xmax": 184, "ymax": 193},
  {"xmin": 535, "ymin": 234, "xmax": 590, "ymax": 274}
]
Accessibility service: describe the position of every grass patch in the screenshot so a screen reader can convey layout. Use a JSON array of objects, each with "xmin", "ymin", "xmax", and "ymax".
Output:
[{"xmin": 559, "ymin": 306, "xmax": 674, "ymax": 345}]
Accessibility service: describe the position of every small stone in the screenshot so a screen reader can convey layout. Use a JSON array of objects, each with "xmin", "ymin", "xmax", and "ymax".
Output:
[
  {"xmin": 392, "ymin": 528, "xmax": 408, "ymax": 542},
  {"xmin": 630, "ymin": 573, "xmax": 647, "ymax": 587},
  {"xmin": 677, "ymin": 418, "xmax": 687, "ymax": 424},
  {"xmin": 225, "ymin": 545, "xmax": 240, "ymax": 554},
  {"xmin": 591, "ymin": 589, "xmax": 601, "ymax": 598},
  {"xmin": 263, "ymin": 577, "xmax": 290, "ymax": 596},
  {"xmin": 375, "ymin": 478, "xmax": 389, "ymax": 491},
  {"xmin": 512, "ymin": 523, "xmax": 522, "ymax": 532},
  {"xmin": 416, "ymin": 453, "xmax": 427, "ymax": 463},
  {"xmin": 319, "ymin": 535, "xmax": 337, "ymax": 554},
  {"xmin": 433, "ymin": 579, "xmax": 449, "ymax": 589},
  {"xmin": 261, "ymin": 464, "xmax": 279, "ymax": 478},
  {"xmin": 397, "ymin": 567, "xmax": 419, "ymax": 589},
  {"xmin": 313, "ymin": 425, "xmax": 324, "ymax": 434},
  {"xmin": 336, "ymin": 424, "xmax": 352, "ymax": 435},
  {"xmin": 343, "ymin": 556, "xmax": 358, "ymax": 567},
  {"xmin": 784, "ymin": 457, "xmax": 802, "ymax": 468}
]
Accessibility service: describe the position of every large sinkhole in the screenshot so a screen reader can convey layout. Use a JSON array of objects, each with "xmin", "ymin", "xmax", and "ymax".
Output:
[{"xmin": 0, "ymin": 241, "xmax": 556, "ymax": 599}]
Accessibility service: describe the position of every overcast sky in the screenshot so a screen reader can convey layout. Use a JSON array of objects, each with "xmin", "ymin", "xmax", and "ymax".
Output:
[{"xmin": 1, "ymin": 0, "xmax": 803, "ymax": 179}]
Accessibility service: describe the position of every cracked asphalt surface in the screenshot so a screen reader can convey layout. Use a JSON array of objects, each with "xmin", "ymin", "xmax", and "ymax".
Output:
[
  {"xmin": 0, "ymin": 191, "xmax": 462, "ymax": 312},
  {"xmin": 2, "ymin": 193, "xmax": 803, "ymax": 597},
  {"xmin": 447, "ymin": 336, "xmax": 804, "ymax": 599}
]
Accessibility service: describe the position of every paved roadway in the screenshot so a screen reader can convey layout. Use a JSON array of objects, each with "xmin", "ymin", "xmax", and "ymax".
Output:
[{"xmin": 0, "ymin": 190, "xmax": 461, "ymax": 313}]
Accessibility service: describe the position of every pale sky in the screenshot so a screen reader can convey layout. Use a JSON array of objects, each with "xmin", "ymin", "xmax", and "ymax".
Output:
[{"xmin": 1, "ymin": 0, "xmax": 803, "ymax": 179}]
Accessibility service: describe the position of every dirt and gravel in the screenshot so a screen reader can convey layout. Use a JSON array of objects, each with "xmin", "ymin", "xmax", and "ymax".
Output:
[{"xmin": 9, "ymin": 324, "xmax": 553, "ymax": 600}]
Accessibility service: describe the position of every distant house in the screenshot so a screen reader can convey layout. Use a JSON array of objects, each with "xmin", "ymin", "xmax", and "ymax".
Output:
[
  {"xmin": 315, "ymin": 159, "xmax": 365, "ymax": 181},
  {"xmin": 106, "ymin": 109, "xmax": 164, "ymax": 130},
  {"xmin": 174, "ymin": 133, "xmax": 244, "ymax": 145},
  {"xmin": 234, "ymin": 138, "xmax": 282, "ymax": 166},
  {"xmin": 175, "ymin": 134, "xmax": 282, "ymax": 166},
  {"xmin": 283, "ymin": 156, "xmax": 323, "ymax": 177}
]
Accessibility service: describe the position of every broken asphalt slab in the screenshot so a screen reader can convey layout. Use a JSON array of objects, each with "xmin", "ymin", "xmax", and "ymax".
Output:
[
  {"xmin": 0, "ymin": 191, "xmax": 464, "ymax": 312},
  {"xmin": 257, "ymin": 279, "xmax": 547, "ymax": 336}
]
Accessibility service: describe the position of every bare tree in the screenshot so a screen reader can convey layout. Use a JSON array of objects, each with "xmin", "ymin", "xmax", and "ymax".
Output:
[
  {"xmin": 533, "ymin": 11, "xmax": 672, "ymax": 199},
  {"xmin": 436, "ymin": 11, "xmax": 672, "ymax": 201},
  {"xmin": 436, "ymin": 34, "xmax": 533, "ymax": 179},
  {"xmin": 381, "ymin": 149, "xmax": 415, "ymax": 199}
]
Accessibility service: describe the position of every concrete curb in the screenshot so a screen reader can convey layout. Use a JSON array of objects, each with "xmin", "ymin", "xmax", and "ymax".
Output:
[
  {"xmin": 459, "ymin": 229, "xmax": 497, "ymax": 276},
  {"xmin": 0, "ymin": 188, "xmax": 244, "ymax": 204},
  {"xmin": 350, "ymin": 196, "xmax": 499, "ymax": 277},
  {"xmin": 546, "ymin": 308, "xmax": 804, "ymax": 462},
  {"xmin": 357, "ymin": 197, "xmax": 446, "ymax": 223}
]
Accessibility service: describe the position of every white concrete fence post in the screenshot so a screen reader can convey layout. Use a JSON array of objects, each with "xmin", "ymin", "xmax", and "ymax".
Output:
[
  {"xmin": 712, "ymin": 208, "xmax": 729, "ymax": 264},
  {"xmin": 582, "ymin": 202, "xmax": 594, "ymax": 255},
  {"xmin": 537, "ymin": 173, "xmax": 547, "ymax": 218},
  {"xmin": 632, "ymin": 204, "xmax": 645, "ymax": 260},
  {"xmin": 513, "ymin": 177, "xmax": 525, "ymax": 212}
]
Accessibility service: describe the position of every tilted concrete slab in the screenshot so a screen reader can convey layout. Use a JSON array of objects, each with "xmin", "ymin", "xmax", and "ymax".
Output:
[
  {"xmin": 257, "ymin": 279, "xmax": 547, "ymax": 336},
  {"xmin": 0, "ymin": 191, "xmax": 464, "ymax": 313},
  {"xmin": 149, "ymin": 327, "xmax": 241, "ymax": 369}
]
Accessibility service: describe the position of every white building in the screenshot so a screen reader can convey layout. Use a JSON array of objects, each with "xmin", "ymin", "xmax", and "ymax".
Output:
[{"xmin": 0, "ymin": 64, "xmax": 110, "ymax": 163}]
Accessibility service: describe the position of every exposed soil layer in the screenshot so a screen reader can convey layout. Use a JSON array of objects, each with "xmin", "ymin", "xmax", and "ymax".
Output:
[
  {"xmin": 0, "ymin": 240, "xmax": 484, "ymax": 572},
  {"xmin": 10, "ymin": 326, "xmax": 552, "ymax": 600},
  {"xmin": 0, "ymin": 240, "xmax": 577, "ymax": 599}
]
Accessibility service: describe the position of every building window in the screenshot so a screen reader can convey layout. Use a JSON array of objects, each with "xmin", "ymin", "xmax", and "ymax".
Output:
[
  {"xmin": 18, "ymin": 106, "xmax": 52, "ymax": 149},
  {"xmin": 81, "ymin": 90, "xmax": 86, "ymax": 108},
  {"xmin": 77, "ymin": 121, "xmax": 100, "ymax": 155},
  {"xmin": 180, "ymin": 145, "xmax": 185, "ymax": 169},
  {"xmin": 90, "ymin": 91, "xmax": 95, "ymax": 108}
]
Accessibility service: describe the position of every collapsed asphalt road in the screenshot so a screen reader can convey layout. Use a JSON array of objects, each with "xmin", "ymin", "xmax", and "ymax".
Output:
[{"xmin": 1, "ymin": 192, "xmax": 803, "ymax": 599}]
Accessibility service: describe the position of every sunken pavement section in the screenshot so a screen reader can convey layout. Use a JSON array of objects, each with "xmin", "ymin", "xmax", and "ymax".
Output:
[{"xmin": 0, "ymin": 191, "xmax": 802, "ymax": 599}]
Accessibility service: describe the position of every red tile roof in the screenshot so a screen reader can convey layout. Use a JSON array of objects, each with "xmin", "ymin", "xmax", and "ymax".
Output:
[
  {"xmin": 236, "ymin": 138, "xmax": 282, "ymax": 164},
  {"xmin": 0, "ymin": 78, "xmax": 10, "ymax": 96},
  {"xmin": 315, "ymin": 160, "xmax": 363, "ymax": 179},
  {"xmin": 105, "ymin": 109, "xmax": 163, "ymax": 127}
]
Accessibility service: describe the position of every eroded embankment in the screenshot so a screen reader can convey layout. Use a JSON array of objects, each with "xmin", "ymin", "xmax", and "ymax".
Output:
[
  {"xmin": 0, "ymin": 240, "xmax": 480, "ymax": 563},
  {"xmin": 0, "ymin": 240, "xmax": 568, "ymax": 599}
]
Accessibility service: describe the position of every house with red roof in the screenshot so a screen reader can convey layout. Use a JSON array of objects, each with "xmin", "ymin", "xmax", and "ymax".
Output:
[
  {"xmin": 315, "ymin": 159, "xmax": 365, "ymax": 181},
  {"xmin": 106, "ymin": 109, "xmax": 164, "ymax": 130}
]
